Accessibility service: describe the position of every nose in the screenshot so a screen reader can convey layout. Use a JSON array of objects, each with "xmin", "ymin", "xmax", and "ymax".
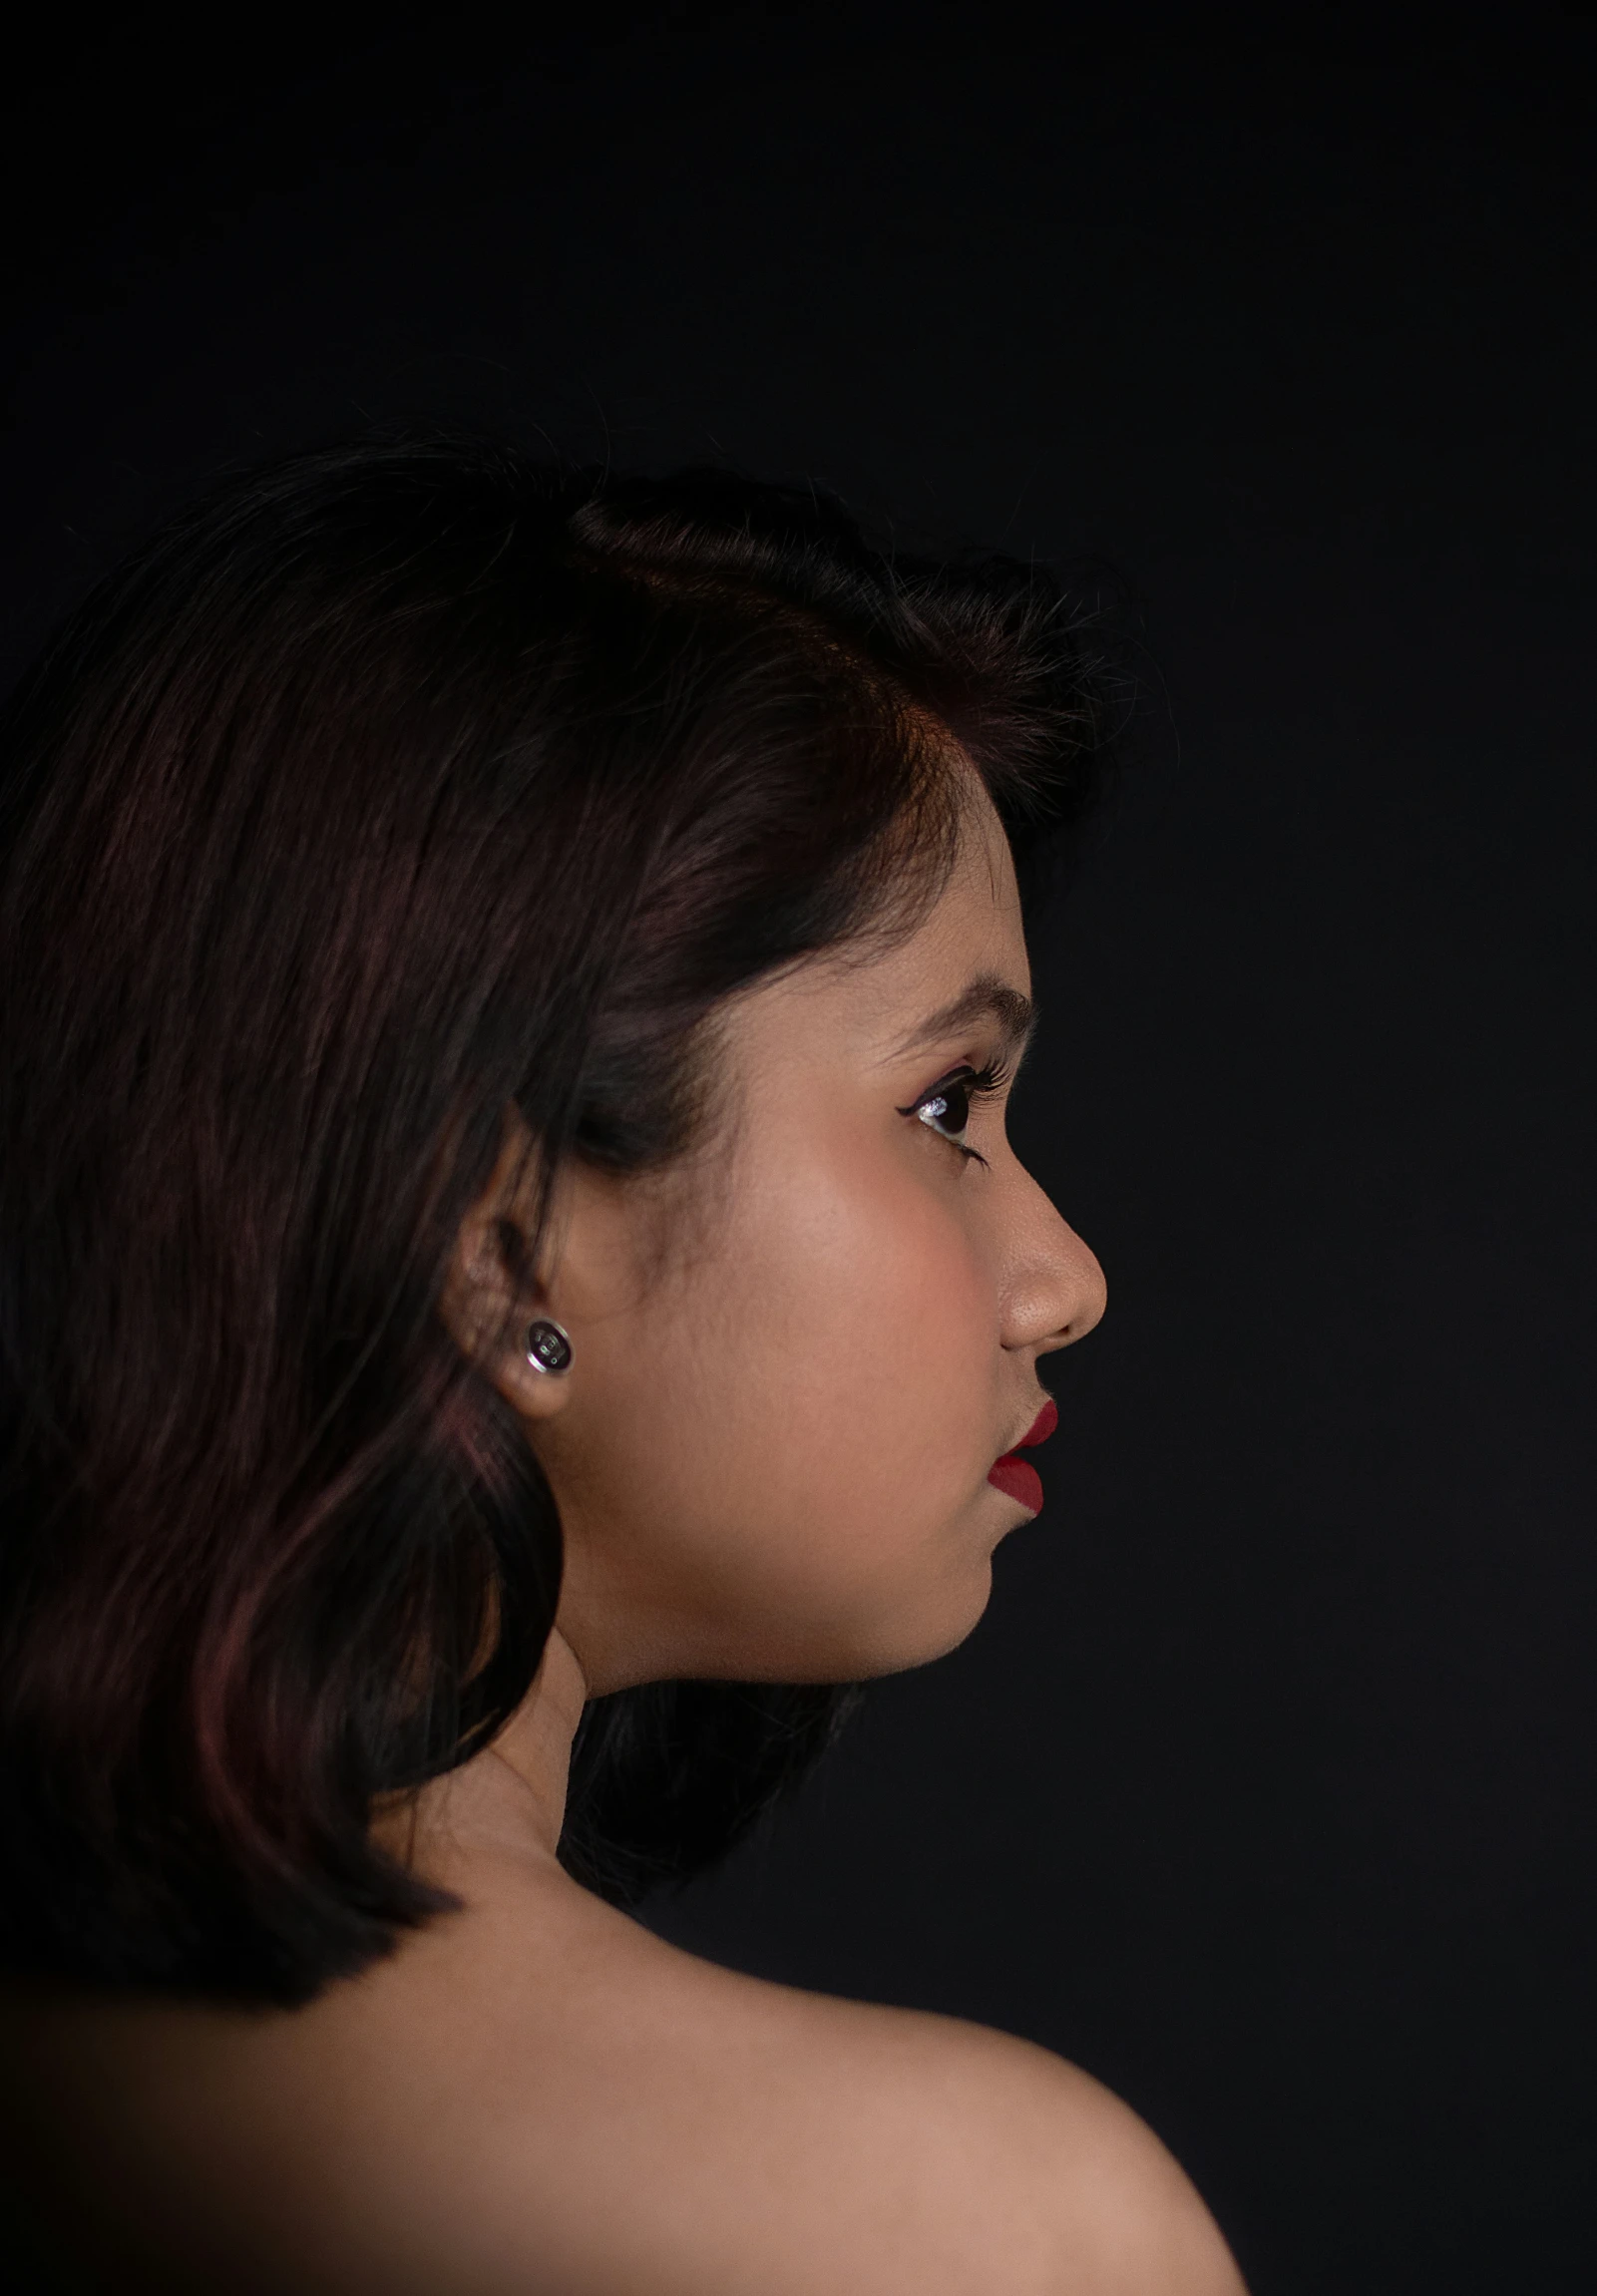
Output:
[{"xmin": 998, "ymin": 1165, "xmax": 1107, "ymax": 1357}]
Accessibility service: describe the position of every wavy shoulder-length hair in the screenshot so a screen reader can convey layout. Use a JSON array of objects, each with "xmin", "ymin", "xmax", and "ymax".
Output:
[{"xmin": 0, "ymin": 433, "xmax": 1112, "ymax": 2003}]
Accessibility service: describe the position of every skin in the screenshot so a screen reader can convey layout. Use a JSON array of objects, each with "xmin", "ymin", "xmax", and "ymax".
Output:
[{"xmin": 0, "ymin": 773, "xmax": 1247, "ymax": 2295}]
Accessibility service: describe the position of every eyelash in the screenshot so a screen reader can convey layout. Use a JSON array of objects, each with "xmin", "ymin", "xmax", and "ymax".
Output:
[{"xmin": 896, "ymin": 1059, "xmax": 1012, "ymax": 1168}]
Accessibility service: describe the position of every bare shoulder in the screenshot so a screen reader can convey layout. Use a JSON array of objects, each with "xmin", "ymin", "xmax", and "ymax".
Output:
[
  {"xmin": 823, "ymin": 1996, "xmax": 1246, "ymax": 2295},
  {"xmin": 401, "ymin": 1878, "xmax": 1249, "ymax": 2296},
  {"xmin": 687, "ymin": 1959, "xmax": 1248, "ymax": 2296},
  {"xmin": 0, "ymin": 1871, "xmax": 1245, "ymax": 2296}
]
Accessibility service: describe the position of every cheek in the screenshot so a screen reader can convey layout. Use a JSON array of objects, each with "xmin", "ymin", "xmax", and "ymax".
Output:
[
  {"xmin": 756, "ymin": 1155, "xmax": 993, "ymax": 1489},
  {"xmin": 636, "ymin": 1134, "xmax": 999, "ymax": 1589}
]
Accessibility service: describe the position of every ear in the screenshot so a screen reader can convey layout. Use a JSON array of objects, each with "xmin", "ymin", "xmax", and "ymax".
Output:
[{"xmin": 438, "ymin": 1121, "xmax": 575, "ymax": 1425}]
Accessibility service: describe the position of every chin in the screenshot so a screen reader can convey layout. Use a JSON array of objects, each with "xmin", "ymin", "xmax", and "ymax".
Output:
[{"xmin": 844, "ymin": 1566, "xmax": 996, "ymax": 1681}]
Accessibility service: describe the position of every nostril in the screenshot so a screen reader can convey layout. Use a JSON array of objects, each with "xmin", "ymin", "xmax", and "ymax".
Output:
[{"xmin": 1060, "ymin": 1245, "xmax": 1107, "ymax": 1344}]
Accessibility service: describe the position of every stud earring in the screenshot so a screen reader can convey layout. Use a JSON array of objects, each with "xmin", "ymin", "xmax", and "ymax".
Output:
[{"xmin": 524, "ymin": 1318, "xmax": 574, "ymax": 1375}]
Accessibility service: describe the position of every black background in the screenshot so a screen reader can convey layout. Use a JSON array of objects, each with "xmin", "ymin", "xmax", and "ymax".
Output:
[{"xmin": 4, "ymin": 8, "xmax": 1595, "ymax": 2290}]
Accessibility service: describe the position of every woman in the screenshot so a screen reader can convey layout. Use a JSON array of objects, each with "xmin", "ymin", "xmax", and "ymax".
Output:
[{"xmin": 0, "ymin": 436, "xmax": 1245, "ymax": 2294}]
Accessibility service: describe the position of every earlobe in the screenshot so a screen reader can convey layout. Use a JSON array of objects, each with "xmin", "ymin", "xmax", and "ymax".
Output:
[
  {"xmin": 447, "ymin": 1293, "xmax": 576, "ymax": 1424},
  {"xmin": 439, "ymin": 1197, "xmax": 576, "ymax": 1423},
  {"xmin": 495, "ymin": 1316, "xmax": 578, "ymax": 1422},
  {"xmin": 499, "ymin": 1316, "xmax": 578, "ymax": 1420}
]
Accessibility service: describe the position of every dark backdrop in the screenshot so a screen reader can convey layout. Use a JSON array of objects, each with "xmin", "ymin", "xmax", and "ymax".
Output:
[{"xmin": 4, "ymin": 9, "xmax": 1594, "ymax": 2290}]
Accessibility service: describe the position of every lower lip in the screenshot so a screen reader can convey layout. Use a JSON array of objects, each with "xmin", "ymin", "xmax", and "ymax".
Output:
[{"xmin": 987, "ymin": 1454, "xmax": 1043, "ymax": 1512}]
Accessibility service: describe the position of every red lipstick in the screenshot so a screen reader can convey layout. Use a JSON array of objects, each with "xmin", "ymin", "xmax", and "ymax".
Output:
[{"xmin": 986, "ymin": 1396, "xmax": 1058, "ymax": 1514}]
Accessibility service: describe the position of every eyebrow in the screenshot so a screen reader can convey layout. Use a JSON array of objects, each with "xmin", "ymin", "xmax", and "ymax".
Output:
[{"xmin": 888, "ymin": 974, "xmax": 1037, "ymax": 1065}]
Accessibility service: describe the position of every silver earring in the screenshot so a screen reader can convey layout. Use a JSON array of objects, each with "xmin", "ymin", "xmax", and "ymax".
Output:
[{"xmin": 524, "ymin": 1317, "xmax": 573, "ymax": 1375}]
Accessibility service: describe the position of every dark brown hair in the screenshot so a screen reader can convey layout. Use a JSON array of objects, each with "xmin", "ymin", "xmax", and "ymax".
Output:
[{"xmin": 0, "ymin": 433, "xmax": 1111, "ymax": 2001}]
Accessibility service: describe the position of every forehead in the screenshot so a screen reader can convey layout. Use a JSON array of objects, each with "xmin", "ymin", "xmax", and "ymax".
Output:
[
  {"xmin": 902, "ymin": 777, "xmax": 1024, "ymax": 987},
  {"xmin": 737, "ymin": 774, "xmax": 1030, "ymax": 1067}
]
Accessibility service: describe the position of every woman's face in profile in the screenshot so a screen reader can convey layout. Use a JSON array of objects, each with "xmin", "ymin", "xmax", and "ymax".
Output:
[{"xmin": 460, "ymin": 776, "xmax": 1106, "ymax": 1695}]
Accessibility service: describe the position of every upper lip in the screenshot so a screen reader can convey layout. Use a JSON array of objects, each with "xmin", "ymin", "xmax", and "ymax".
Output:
[{"xmin": 997, "ymin": 1396, "xmax": 1057, "ymax": 1458}]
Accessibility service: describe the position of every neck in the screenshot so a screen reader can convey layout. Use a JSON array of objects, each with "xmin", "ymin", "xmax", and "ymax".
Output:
[
  {"xmin": 484, "ymin": 1626, "xmax": 591, "ymax": 1855},
  {"xmin": 389, "ymin": 1628, "xmax": 591, "ymax": 1880}
]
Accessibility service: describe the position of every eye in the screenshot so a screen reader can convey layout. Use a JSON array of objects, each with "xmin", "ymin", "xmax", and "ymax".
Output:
[
  {"xmin": 916, "ymin": 1074, "xmax": 975, "ymax": 1145},
  {"xmin": 897, "ymin": 1060, "xmax": 1009, "ymax": 1166}
]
